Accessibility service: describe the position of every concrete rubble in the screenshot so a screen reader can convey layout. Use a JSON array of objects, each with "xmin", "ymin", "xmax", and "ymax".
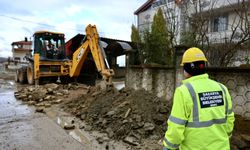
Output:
[
  {"xmin": 15, "ymin": 83, "xmax": 90, "ymax": 109},
  {"xmin": 14, "ymin": 83, "xmax": 250, "ymax": 150}
]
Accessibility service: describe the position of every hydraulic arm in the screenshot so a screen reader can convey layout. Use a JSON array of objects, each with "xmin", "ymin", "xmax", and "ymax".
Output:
[{"xmin": 70, "ymin": 24, "xmax": 114, "ymax": 85}]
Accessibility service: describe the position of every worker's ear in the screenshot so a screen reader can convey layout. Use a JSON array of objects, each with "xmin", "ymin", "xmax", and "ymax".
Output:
[{"xmin": 183, "ymin": 69, "xmax": 191, "ymax": 79}]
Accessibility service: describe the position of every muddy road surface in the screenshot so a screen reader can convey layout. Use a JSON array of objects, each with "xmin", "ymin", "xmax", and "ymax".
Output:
[{"xmin": 0, "ymin": 80, "xmax": 86, "ymax": 150}]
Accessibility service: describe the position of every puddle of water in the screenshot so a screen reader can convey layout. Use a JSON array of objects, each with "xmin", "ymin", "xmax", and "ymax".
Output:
[{"xmin": 0, "ymin": 90, "xmax": 32, "ymax": 119}]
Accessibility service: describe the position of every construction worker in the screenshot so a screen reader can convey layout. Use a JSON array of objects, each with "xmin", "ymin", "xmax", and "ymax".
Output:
[{"xmin": 163, "ymin": 47, "xmax": 234, "ymax": 150}]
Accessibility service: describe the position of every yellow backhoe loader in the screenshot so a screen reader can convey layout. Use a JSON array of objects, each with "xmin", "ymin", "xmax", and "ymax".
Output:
[{"xmin": 16, "ymin": 24, "xmax": 131, "ymax": 86}]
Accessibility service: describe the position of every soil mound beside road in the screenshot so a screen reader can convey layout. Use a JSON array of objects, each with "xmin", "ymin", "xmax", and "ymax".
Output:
[
  {"xmin": 61, "ymin": 86, "xmax": 250, "ymax": 150},
  {"xmin": 62, "ymin": 86, "xmax": 172, "ymax": 148},
  {"xmin": 14, "ymin": 82, "xmax": 250, "ymax": 150}
]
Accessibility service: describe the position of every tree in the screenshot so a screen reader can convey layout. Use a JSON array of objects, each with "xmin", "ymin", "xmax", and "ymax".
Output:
[
  {"xmin": 141, "ymin": 28, "xmax": 153, "ymax": 63},
  {"xmin": 142, "ymin": 8, "xmax": 173, "ymax": 66},
  {"xmin": 131, "ymin": 24, "xmax": 141, "ymax": 43},
  {"xmin": 130, "ymin": 24, "xmax": 143, "ymax": 65}
]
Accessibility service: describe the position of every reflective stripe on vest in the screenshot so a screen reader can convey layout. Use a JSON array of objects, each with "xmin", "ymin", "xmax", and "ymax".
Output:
[
  {"xmin": 164, "ymin": 137, "xmax": 180, "ymax": 149},
  {"xmin": 184, "ymin": 83, "xmax": 228, "ymax": 128},
  {"xmin": 185, "ymin": 83, "xmax": 199, "ymax": 122},
  {"xmin": 169, "ymin": 115, "xmax": 187, "ymax": 126}
]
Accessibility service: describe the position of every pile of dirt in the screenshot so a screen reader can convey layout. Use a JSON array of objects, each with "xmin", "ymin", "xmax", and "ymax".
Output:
[
  {"xmin": 15, "ymin": 82, "xmax": 250, "ymax": 149},
  {"xmin": 230, "ymin": 115, "xmax": 250, "ymax": 150},
  {"xmin": 62, "ymin": 86, "xmax": 250, "ymax": 149},
  {"xmin": 62, "ymin": 86, "xmax": 172, "ymax": 148}
]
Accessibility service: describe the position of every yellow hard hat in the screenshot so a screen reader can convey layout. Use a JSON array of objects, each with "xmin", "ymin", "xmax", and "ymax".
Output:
[{"xmin": 180, "ymin": 47, "xmax": 208, "ymax": 66}]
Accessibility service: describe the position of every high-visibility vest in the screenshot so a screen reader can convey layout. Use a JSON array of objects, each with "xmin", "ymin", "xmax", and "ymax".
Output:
[{"xmin": 163, "ymin": 74, "xmax": 235, "ymax": 150}]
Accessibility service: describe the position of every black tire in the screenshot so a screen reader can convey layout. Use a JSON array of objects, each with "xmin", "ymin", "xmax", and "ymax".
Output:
[
  {"xmin": 27, "ymin": 65, "xmax": 34, "ymax": 85},
  {"xmin": 18, "ymin": 67, "xmax": 27, "ymax": 84}
]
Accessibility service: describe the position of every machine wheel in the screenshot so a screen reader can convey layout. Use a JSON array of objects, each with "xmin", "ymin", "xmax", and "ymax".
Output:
[
  {"xmin": 15, "ymin": 70, "xmax": 19, "ymax": 82},
  {"xmin": 18, "ymin": 67, "xmax": 27, "ymax": 84},
  {"xmin": 27, "ymin": 65, "xmax": 34, "ymax": 85}
]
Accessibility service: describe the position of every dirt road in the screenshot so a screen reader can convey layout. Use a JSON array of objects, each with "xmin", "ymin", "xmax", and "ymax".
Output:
[{"xmin": 0, "ymin": 82, "xmax": 86, "ymax": 150}]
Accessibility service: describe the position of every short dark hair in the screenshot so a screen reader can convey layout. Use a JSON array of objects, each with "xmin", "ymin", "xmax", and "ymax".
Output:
[{"xmin": 184, "ymin": 61, "xmax": 206, "ymax": 76}]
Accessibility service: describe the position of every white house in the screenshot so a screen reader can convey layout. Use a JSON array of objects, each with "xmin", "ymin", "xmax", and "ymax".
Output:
[
  {"xmin": 188, "ymin": 0, "xmax": 250, "ymax": 66},
  {"xmin": 11, "ymin": 37, "xmax": 32, "ymax": 63},
  {"xmin": 134, "ymin": 0, "xmax": 250, "ymax": 66},
  {"xmin": 134, "ymin": 0, "xmax": 183, "ymax": 45}
]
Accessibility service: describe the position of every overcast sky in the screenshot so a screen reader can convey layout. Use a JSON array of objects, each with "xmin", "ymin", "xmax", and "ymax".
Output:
[{"xmin": 0, "ymin": 0, "xmax": 144, "ymax": 58}]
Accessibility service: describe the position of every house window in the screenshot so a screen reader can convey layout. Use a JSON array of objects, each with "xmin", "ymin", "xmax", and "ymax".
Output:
[
  {"xmin": 14, "ymin": 57, "xmax": 20, "ymax": 61},
  {"xmin": 212, "ymin": 15, "xmax": 228, "ymax": 32},
  {"xmin": 152, "ymin": 0, "xmax": 166, "ymax": 8}
]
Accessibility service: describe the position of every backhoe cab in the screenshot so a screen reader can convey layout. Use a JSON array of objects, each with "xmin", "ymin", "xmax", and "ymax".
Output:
[{"xmin": 33, "ymin": 31, "xmax": 65, "ymax": 60}]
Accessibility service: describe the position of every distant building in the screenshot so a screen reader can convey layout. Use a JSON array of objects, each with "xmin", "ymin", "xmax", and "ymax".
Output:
[
  {"xmin": 189, "ymin": 0, "xmax": 250, "ymax": 66},
  {"xmin": 134, "ymin": 0, "xmax": 250, "ymax": 66},
  {"xmin": 11, "ymin": 37, "xmax": 32, "ymax": 63},
  {"xmin": 0, "ymin": 57, "xmax": 8, "ymax": 72},
  {"xmin": 134, "ymin": 0, "xmax": 183, "ymax": 45}
]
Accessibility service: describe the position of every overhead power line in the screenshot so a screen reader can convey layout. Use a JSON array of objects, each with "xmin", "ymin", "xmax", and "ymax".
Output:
[
  {"xmin": 0, "ymin": 14, "xmax": 112, "ymax": 40},
  {"xmin": 0, "ymin": 14, "xmax": 84, "ymax": 32}
]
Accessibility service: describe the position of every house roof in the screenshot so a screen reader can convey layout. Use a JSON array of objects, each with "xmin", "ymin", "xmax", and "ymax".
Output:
[
  {"xmin": 134, "ymin": 0, "xmax": 183, "ymax": 15},
  {"xmin": 134, "ymin": 0, "xmax": 155, "ymax": 15},
  {"xmin": 11, "ymin": 41, "xmax": 32, "ymax": 46}
]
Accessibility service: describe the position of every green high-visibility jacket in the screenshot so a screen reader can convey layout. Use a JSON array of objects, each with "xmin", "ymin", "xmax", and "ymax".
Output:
[{"xmin": 163, "ymin": 74, "xmax": 234, "ymax": 150}]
